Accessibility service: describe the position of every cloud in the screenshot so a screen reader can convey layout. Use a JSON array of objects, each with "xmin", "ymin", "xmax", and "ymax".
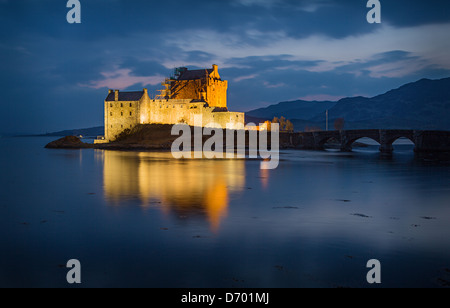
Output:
[
  {"xmin": 232, "ymin": 0, "xmax": 331, "ymax": 12},
  {"xmin": 81, "ymin": 68, "xmax": 164, "ymax": 90},
  {"xmin": 233, "ymin": 74, "xmax": 258, "ymax": 82},
  {"xmin": 263, "ymin": 81, "xmax": 286, "ymax": 88},
  {"xmin": 2, "ymin": 0, "xmax": 450, "ymax": 133},
  {"xmin": 166, "ymin": 22, "xmax": 450, "ymax": 78}
]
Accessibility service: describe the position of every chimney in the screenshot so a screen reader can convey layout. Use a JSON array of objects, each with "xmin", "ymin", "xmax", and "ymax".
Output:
[
  {"xmin": 115, "ymin": 90, "xmax": 119, "ymax": 101},
  {"xmin": 108, "ymin": 89, "xmax": 113, "ymax": 94},
  {"xmin": 212, "ymin": 64, "xmax": 218, "ymax": 74},
  {"xmin": 143, "ymin": 88, "xmax": 148, "ymax": 97}
]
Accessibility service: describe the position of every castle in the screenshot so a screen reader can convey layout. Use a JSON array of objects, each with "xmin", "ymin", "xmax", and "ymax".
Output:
[{"xmin": 97, "ymin": 65, "xmax": 245, "ymax": 143}]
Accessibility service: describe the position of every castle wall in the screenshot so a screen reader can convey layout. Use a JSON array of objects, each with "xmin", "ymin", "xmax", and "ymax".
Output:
[
  {"xmin": 140, "ymin": 99, "xmax": 244, "ymax": 130},
  {"xmin": 204, "ymin": 111, "xmax": 245, "ymax": 130},
  {"xmin": 141, "ymin": 99, "xmax": 192, "ymax": 125}
]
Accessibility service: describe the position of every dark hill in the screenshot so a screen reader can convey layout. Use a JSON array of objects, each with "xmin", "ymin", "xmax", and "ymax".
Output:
[
  {"xmin": 311, "ymin": 78, "xmax": 450, "ymax": 129},
  {"xmin": 40, "ymin": 126, "xmax": 104, "ymax": 138},
  {"xmin": 247, "ymin": 77, "xmax": 450, "ymax": 131}
]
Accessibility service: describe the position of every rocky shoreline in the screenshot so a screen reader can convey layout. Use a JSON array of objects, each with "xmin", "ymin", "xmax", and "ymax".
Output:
[
  {"xmin": 45, "ymin": 135, "xmax": 94, "ymax": 149},
  {"xmin": 44, "ymin": 124, "xmax": 370, "ymax": 151},
  {"xmin": 45, "ymin": 124, "xmax": 178, "ymax": 150},
  {"xmin": 45, "ymin": 135, "xmax": 175, "ymax": 150}
]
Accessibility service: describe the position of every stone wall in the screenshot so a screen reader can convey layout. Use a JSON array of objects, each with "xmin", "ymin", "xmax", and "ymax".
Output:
[
  {"xmin": 142, "ymin": 99, "xmax": 244, "ymax": 130},
  {"xmin": 143, "ymin": 99, "xmax": 192, "ymax": 125}
]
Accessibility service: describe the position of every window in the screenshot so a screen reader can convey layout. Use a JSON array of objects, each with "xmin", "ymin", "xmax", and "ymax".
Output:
[
  {"xmin": 110, "ymin": 112, "xmax": 113, "ymax": 116},
  {"xmin": 129, "ymin": 103, "xmax": 132, "ymax": 107},
  {"xmin": 121, "ymin": 103, "xmax": 123, "ymax": 107},
  {"xmin": 121, "ymin": 112, "xmax": 123, "ymax": 116},
  {"xmin": 111, "ymin": 125, "xmax": 113, "ymax": 128},
  {"xmin": 130, "ymin": 112, "xmax": 132, "ymax": 116},
  {"xmin": 110, "ymin": 103, "xmax": 113, "ymax": 107},
  {"xmin": 121, "ymin": 125, "xmax": 123, "ymax": 128}
]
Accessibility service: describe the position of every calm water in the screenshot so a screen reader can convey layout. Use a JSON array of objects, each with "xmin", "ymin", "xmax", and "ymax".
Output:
[{"xmin": 1, "ymin": 137, "xmax": 450, "ymax": 288}]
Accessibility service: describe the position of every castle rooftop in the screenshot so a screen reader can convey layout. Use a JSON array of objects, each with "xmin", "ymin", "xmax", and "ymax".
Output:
[
  {"xmin": 174, "ymin": 64, "xmax": 220, "ymax": 81},
  {"xmin": 105, "ymin": 90, "xmax": 145, "ymax": 102},
  {"xmin": 177, "ymin": 69, "xmax": 214, "ymax": 81}
]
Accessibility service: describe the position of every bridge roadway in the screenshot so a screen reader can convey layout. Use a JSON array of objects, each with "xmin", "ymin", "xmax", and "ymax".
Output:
[{"xmin": 279, "ymin": 129, "xmax": 450, "ymax": 153}]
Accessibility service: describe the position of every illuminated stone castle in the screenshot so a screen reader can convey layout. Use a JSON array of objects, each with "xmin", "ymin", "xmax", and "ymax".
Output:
[{"xmin": 99, "ymin": 65, "xmax": 245, "ymax": 142}]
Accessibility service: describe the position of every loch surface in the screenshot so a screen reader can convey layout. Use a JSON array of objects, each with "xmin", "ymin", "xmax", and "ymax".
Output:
[{"xmin": 1, "ymin": 137, "xmax": 450, "ymax": 287}]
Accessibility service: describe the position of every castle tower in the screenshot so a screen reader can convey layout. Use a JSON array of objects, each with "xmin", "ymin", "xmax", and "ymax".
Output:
[
  {"xmin": 102, "ymin": 89, "xmax": 147, "ymax": 141},
  {"xmin": 169, "ymin": 64, "xmax": 228, "ymax": 109}
]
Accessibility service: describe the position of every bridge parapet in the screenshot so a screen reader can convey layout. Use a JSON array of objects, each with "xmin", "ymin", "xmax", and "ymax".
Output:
[{"xmin": 289, "ymin": 129, "xmax": 450, "ymax": 154}]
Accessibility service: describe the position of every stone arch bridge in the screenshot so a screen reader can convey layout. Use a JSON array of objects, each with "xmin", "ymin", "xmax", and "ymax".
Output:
[{"xmin": 281, "ymin": 129, "xmax": 450, "ymax": 153}]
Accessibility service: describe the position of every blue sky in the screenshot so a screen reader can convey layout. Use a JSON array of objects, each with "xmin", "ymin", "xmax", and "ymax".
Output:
[{"xmin": 1, "ymin": 0, "xmax": 450, "ymax": 134}]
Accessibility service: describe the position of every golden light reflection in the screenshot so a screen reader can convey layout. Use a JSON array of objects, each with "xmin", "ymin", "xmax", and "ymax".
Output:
[
  {"xmin": 260, "ymin": 167, "xmax": 269, "ymax": 190},
  {"xmin": 101, "ymin": 151, "xmax": 245, "ymax": 231}
]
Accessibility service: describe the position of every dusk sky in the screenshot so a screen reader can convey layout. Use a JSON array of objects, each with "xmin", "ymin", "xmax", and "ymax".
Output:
[{"xmin": 1, "ymin": 0, "xmax": 450, "ymax": 134}]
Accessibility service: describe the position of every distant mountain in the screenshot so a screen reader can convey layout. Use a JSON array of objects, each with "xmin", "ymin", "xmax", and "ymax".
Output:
[
  {"xmin": 40, "ymin": 126, "xmax": 104, "ymax": 138},
  {"xmin": 247, "ymin": 100, "xmax": 336, "ymax": 121},
  {"xmin": 247, "ymin": 77, "xmax": 450, "ymax": 131},
  {"xmin": 311, "ymin": 77, "xmax": 450, "ymax": 127}
]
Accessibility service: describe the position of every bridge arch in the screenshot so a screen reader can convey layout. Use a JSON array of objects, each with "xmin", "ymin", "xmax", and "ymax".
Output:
[
  {"xmin": 385, "ymin": 135, "xmax": 416, "ymax": 147},
  {"xmin": 379, "ymin": 131, "xmax": 416, "ymax": 153},
  {"xmin": 341, "ymin": 135, "xmax": 381, "ymax": 152},
  {"xmin": 319, "ymin": 136, "xmax": 342, "ymax": 148},
  {"xmin": 391, "ymin": 137, "xmax": 416, "ymax": 153},
  {"xmin": 312, "ymin": 131, "xmax": 341, "ymax": 150},
  {"xmin": 299, "ymin": 129, "xmax": 450, "ymax": 153}
]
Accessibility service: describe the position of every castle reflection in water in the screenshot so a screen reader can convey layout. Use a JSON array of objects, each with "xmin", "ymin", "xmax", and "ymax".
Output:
[{"xmin": 98, "ymin": 150, "xmax": 246, "ymax": 231}]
